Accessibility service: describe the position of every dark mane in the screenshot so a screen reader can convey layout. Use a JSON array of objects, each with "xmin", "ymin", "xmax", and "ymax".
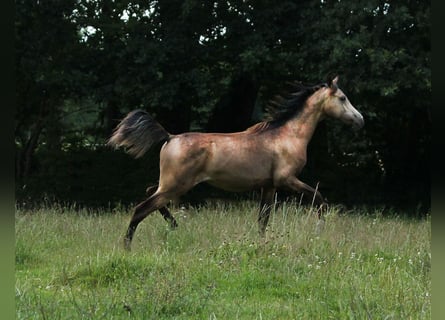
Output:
[
  {"xmin": 246, "ymin": 81, "xmax": 327, "ymax": 133},
  {"xmin": 265, "ymin": 81, "xmax": 327, "ymax": 124}
]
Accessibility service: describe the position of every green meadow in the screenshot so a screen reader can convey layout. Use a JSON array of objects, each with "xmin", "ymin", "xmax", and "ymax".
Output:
[{"xmin": 16, "ymin": 202, "xmax": 430, "ymax": 319}]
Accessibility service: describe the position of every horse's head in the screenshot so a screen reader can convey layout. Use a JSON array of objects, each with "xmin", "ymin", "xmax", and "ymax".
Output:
[{"xmin": 319, "ymin": 76, "xmax": 364, "ymax": 130}]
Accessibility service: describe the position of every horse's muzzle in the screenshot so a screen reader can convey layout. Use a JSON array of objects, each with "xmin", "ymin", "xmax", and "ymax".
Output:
[{"xmin": 352, "ymin": 115, "xmax": 365, "ymax": 131}]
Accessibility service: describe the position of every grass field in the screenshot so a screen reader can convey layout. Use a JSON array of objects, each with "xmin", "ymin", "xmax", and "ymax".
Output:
[{"xmin": 16, "ymin": 202, "xmax": 430, "ymax": 319}]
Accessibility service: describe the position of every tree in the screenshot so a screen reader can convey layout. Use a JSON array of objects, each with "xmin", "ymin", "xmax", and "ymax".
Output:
[{"xmin": 15, "ymin": 0, "xmax": 88, "ymax": 183}]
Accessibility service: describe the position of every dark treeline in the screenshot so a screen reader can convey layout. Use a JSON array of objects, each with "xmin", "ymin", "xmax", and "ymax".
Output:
[{"xmin": 15, "ymin": 0, "xmax": 430, "ymax": 214}]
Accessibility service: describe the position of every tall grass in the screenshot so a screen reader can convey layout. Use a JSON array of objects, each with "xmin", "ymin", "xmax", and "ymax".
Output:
[{"xmin": 16, "ymin": 202, "xmax": 430, "ymax": 319}]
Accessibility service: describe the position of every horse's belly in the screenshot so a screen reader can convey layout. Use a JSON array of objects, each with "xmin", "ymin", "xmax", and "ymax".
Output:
[
  {"xmin": 206, "ymin": 172, "xmax": 272, "ymax": 192},
  {"xmin": 204, "ymin": 149, "xmax": 273, "ymax": 191}
]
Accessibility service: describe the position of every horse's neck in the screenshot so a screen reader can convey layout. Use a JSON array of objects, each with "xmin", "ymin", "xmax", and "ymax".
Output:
[{"xmin": 283, "ymin": 105, "xmax": 322, "ymax": 147}]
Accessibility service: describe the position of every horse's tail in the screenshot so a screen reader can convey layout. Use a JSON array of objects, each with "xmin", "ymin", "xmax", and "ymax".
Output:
[{"xmin": 107, "ymin": 109, "xmax": 171, "ymax": 158}]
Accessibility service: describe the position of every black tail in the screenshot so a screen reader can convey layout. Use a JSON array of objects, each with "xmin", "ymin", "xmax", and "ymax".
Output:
[{"xmin": 107, "ymin": 110, "xmax": 170, "ymax": 158}]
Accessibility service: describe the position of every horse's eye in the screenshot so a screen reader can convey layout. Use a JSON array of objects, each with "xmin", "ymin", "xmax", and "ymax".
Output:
[{"xmin": 339, "ymin": 96, "xmax": 346, "ymax": 102}]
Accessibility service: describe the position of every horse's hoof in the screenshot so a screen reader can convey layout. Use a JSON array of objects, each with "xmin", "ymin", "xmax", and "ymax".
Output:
[
  {"xmin": 170, "ymin": 220, "xmax": 178, "ymax": 229},
  {"xmin": 123, "ymin": 238, "xmax": 132, "ymax": 251},
  {"xmin": 315, "ymin": 219, "xmax": 325, "ymax": 234}
]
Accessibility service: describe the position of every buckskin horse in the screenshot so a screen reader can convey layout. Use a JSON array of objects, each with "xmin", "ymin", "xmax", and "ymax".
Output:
[{"xmin": 108, "ymin": 76, "xmax": 364, "ymax": 250}]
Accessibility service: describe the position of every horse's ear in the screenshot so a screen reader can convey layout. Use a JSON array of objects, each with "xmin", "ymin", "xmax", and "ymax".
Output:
[{"xmin": 328, "ymin": 75, "xmax": 339, "ymax": 92}]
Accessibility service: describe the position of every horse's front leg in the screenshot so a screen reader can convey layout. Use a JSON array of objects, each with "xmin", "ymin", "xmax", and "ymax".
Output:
[
  {"xmin": 258, "ymin": 187, "xmax": 276, "ymax": 236},
  {"xmin": 285, "ymin": 177, "xmax": 328, "ymax": 219}
]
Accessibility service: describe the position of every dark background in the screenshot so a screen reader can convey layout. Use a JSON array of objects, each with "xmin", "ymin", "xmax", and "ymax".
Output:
[{"xmin": 15, "ymin": 0, "xmax": 430, "ymax": 215}]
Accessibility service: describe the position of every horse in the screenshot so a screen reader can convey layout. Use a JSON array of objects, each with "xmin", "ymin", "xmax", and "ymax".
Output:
[{"xmin": 108, "ymin": 76, "xmax": 364, "ymax": 250}]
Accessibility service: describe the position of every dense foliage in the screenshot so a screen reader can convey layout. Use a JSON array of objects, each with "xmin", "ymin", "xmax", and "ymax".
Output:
[{"xmin": 15, "ymin": 0, "xmax": 430, "ymax": 213}]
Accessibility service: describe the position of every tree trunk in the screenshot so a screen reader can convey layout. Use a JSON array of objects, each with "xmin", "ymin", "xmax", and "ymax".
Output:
[{"xmin": 16, "ymin": 121, "xmax": 43, "ymax": 184}]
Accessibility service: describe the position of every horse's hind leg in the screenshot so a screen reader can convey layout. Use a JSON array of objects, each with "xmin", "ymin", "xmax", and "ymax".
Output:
[
  {"xmin": 124, "ymin": 192, "xmax": 170, "ymax": 250},
  {"xmin": 258, "ymin": 187, "xmax": 276, "ymax": 236},
  {"xmin": 159, "ymin": 207, "xmax": 178, "ymax": 229},
  {"xmin": 146, "ymin": 185, "xmax": 178, "ymax": 229}
]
